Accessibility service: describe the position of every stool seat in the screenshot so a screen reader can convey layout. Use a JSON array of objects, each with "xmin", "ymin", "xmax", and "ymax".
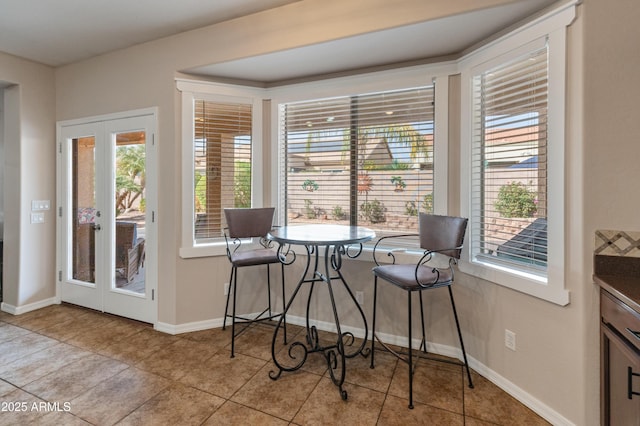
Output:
[{"xmin": 230, "ymin": 248, "xmax": 280, "ymax": 267}]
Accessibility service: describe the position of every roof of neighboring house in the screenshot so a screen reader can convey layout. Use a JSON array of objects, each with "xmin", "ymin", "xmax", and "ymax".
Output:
[{"xmin": 288, "ymin": 138, "xmax": 394, "ymax": 170}]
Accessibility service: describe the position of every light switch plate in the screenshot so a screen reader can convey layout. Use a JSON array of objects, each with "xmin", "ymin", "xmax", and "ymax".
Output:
[
  {"xmin": 31, "ymin": 200, "xmax": 51, "ymax": 211},
  {"xmin": 31, "ymin": 212, "xmax": 45, "ymax": 224}
]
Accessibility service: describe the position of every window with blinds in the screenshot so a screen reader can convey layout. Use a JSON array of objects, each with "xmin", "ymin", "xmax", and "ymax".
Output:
[
  {"xmin": 194, "ymin": 99, "xmax": 252, "ymax": 241},
  {"xmin": 471, "ymin": 46, "xmax": 548, "ymax": 272},
  {"xmin": 279, "ymin": 86, "xmax": 434, "ymax": 237}
]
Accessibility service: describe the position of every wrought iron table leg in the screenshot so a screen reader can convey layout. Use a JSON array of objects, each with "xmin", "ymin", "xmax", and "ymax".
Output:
[{"xmin": 269, "ymin": 242, "xmax": 368, "ymax": 402}]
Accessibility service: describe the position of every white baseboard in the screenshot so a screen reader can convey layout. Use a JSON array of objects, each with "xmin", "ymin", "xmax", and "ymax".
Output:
[
  {"xmin": 156, "ymin": 317, "xmax": 225, "ymax": 335},
  {"xmin": 1, "ymin": 297, "xmax": 59, "ymax": 315}
]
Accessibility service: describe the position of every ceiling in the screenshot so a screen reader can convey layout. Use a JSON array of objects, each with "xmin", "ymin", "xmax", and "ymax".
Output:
[
  {"xmin": 0, "ymin": 0, "xmax": 300, "ymax": 67},
  {"xmin": 0, "ymin": 0, "xmax": 558, "ymax": 84}
]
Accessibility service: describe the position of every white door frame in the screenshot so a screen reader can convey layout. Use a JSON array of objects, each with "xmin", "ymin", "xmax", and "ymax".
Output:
[{"xmin": 56, "ymin": 107, "xmax": 158, "ymax": 325}]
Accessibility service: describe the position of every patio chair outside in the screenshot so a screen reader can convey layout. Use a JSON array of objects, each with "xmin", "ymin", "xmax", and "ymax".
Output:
[{"xmin": 115, "ymin": 221, "xmax": 145, "ymax": 285}]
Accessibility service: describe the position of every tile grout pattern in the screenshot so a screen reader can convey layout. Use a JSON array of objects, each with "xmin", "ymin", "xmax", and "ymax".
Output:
[
  {"xmin": 594, "ymin": 229, "xmax": 640, "ymax": 257},
  {"xmin": 0, "ymin": 304, "xmax": 549, "ymax": 425}
]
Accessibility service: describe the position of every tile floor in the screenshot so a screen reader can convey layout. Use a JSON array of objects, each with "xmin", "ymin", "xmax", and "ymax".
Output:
[{"xmin": 0, "ymin": 304, "xmax": 550, "ymax": 425}]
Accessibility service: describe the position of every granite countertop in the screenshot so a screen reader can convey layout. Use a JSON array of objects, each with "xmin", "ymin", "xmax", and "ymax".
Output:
[{"xmin": 593, "ymin": 254, "xmax": 640, "ymax": 313}]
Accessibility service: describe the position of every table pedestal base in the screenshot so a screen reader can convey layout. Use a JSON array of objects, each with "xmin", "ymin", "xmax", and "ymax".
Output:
[{"xmin": 269, "ymin": 243, "xmax": 369, "ymax": 400}]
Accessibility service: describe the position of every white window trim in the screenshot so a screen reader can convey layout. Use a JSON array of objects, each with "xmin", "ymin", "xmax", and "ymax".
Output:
[
  {"xmin": 458, "ymin": 2, "xmax": 576, "ymax": 306},
  {"xmin": 268, "ymin": 64, "xmax": 456, "ymax": 228},
  {"xmin": 177, "ymin": 80, "xmax": 266, "ymax": 258}
]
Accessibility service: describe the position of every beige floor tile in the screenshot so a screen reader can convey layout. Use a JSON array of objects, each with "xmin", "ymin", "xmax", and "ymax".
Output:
[
  {"xmin": 0, "ymin": 379, "xmax": 18, "ymax": 397},
  {"xmin": 0, "ymin": 309, "xmax": 15, "ymax": 323},
  {"xmin": 181, "ymin": 326, "xmax": 232, "ymax": 350},
  {"xmin": 179, "ymin": 349, "xmax": 266, "ymax": 398},
  {"xmin": 37, "ymin": 318, "xmax": 98, "ymax": 342},
  {"xmin": 0, "ymin": 332, "xmax": 58, "ymax": 366},
  {"xmin": 37, "ymin": 411, "xmax": 93, "ymax": 425},
  {"xmin": 202, "ymin": 400, "xmax": 289, "ymax": 425},
  {"xmin": 377, "ymin": 394, "xmax": 465, "ymax": 425},
  {"xmin": 23, "ymin": 353, "xmax": 129, "ymax": 402},
  {"xmin": 70, "ymin": 367, "xmax": 171, "ymax": 425},
  {"xmin": 346, "ymin": 349, "xmax": 398, "ymax": 393},
  {"xmin": 0, "ymin": 342, "xmax": 91, "ymax": 387},
  {"xmin": 293, "ymin": 377, "xmax": 385, "ymax": 425},
  {"xmin": 463, "ymin": 372, "xmax": 550, "ymax": 425},
  {"xmin": 3, "ymin": 305, "xmax": 58, "ymax": 326},
  {"xmin": 64, "ymin": 318, "xmax": 146, "ymax": 352},
  {"xmin": 464, "ymin": 415, "xmax": 505, "ymax": 425},
  {"xmin": 229, "ymin": 323, "xmax": 280, "ymax": 361},
  {"xmin": 0, "ymin": 388, "xmax": 52, "ymax": 424},
  {"xmin": 37, "ymin": 307, "xmax": 118, "ymax": 342},
  {"xmin": 97, "ymin": 328, "xmax": 180, "ymax": 365},
  {"xmin": 231, "ymin": 363, "xmax": 322, "ymax": 421},
  {"xmin": 388, "ymin": 358, "xmax": 464, "ymax": 413},
  {"xmin": 0, "ymin": 322, "xmax": 30, "ymax": 342},
  {"xmin": 117, "ymin": 383, "xmax": 224, "ymax": 426},
  {"xmin": 134, "ymin": 338, "xmax": 218, "ymax": 380},
  {"xmin": 0, "ymin": 304, "xmax": 550, "ymax": 425},
  {"xmin": 8, "ymin": 304, "xmax": 88, "ymax": 332}
]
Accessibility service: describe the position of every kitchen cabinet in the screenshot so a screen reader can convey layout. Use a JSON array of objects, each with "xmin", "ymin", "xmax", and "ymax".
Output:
[{"xmin": 601, "ymin": 289, "xmax": 640, "ymax": 425}]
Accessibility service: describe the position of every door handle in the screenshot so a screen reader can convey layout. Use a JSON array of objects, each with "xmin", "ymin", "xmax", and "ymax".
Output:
[
  {"xmin": 629, "ymin": 367, "xmax": 640, "ymax": 399},
  {"xmin": 91, "ymin": 224, "xmax": 101, "ymax": 231}
]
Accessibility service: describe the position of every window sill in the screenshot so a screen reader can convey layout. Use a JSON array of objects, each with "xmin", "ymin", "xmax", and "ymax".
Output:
[
  {"xmin": 458, "ymin": 258, "xmax": 570, "ymax": 306},
  {"xmin": 179, "ymin": 244, "xmax": 227, "ymax": 259}
]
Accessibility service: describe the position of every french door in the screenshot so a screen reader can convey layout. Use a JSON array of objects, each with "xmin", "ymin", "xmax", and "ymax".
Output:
[{"xmin": 57, "ymin": 110, "xmax": 157, "ymax": 324}]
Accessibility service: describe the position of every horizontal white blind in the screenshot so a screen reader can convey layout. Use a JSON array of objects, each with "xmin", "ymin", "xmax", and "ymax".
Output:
[
  {"xmin": 194, "ymin": 99, "xmax": 252, "ymax": 241},
  {"xmin": 471, "ymin": 46, "xmax": 548, "ymax": 271},
  {"xmin": 280, "ymin": 86, "xmax": 434, "ymax": 240}
]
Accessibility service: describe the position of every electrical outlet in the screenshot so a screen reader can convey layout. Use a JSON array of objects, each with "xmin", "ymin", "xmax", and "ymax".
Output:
[
  {"xmin": 223, "ymin": 283, "xmax": 229, "ymax": 296},
  {"xmin": 505, "ymin": 329, "xmax": 516, "ymax": 351},
  {"xmin": 356, "ymin": 291, "xmax": 364, "ymax": 305}
]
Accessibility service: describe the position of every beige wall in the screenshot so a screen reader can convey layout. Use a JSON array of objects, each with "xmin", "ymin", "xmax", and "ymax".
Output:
[
  {"xmin": 582, "ymin": 0, "xmax": 640, "ymax": 421},
  {"xmin": 0, "ymin": 0, "xmax": 629, "ymax": 424},
  {"xmin": 0, "ymin": 52, "xmax": 56, "ymax": 308},
  {"xmin": 54, "ymin": 0, "xmax": 529, "ymax": 337}
]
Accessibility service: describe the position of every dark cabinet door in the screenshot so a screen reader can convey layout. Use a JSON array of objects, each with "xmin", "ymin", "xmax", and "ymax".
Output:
[{"xmin": 602, "ymin": 325, "xmax": 640, "ymax": 426}]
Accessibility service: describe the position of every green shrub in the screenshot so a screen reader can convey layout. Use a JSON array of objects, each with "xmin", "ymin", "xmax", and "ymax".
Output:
[
  {"xmin": 304, "ymin": 199, "xmax": 316, "ymax": 219},
  {"xmin": 234, "ymin": 162, "xmax": 251, "ymax": 208},
  {"xmin": 360, "ymin": 199, "xmax": 386, "ymax": 223},
  {"xmin": 405, "ymin": 200, "xmax": 418, "ymax": 217},
  {"xmin": 332, "ymin": 205, "xmax": 346, "ymax": 220},
  {"xmin": 494, "ymin": 182, "xmax": 537, "ymax": 218},
  {"xmin": 422, "ymin": 193, "xmax": 433, "ymax": 214}
]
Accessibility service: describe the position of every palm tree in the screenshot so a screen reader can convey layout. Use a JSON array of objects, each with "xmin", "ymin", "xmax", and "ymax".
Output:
[
  {"xmin": 116, "ymin": 145, "xmax": 145, "ymax": 214},
  {"xmin": 358, "ymin": 124, "xmax": 431, "ymax": 164}
]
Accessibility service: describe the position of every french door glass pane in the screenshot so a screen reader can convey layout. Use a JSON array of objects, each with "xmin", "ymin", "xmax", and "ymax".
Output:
[
  {"xmin": 72, "ymin": 136, "xmax": 96, "ymax": 283},
  {"xmin": 114, "ymin": 131, "xmax": 146, "ymax": 294}
]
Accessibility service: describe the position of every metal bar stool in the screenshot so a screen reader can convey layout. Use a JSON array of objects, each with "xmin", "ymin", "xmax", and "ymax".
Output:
[
  {"xmin": 370, "ymin": 213, "xmax": 473, "ymax": 408},
  {"xmin": 223, "ymin": 207, "xmax": 287, "ymax": 357}
]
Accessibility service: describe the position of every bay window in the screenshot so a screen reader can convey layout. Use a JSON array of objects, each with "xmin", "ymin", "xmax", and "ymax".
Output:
[
  {"xmin": 459, "ymin": 4, "xmax": 575, "ymax": 305},
  {"xmin": 278, "ymin": 86, "xmax": 435, "ymax": 238},
  {"xmin": 178, "ymin": 80, "xmax": 263, "ymax": 257}
]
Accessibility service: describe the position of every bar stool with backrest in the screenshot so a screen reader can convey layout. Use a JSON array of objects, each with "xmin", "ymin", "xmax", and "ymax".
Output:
[
  {"xmin": 223, "ymin": 207, "xmax": 286, "ymax": 358},
  {"xmin": 369, "ymin": 213, "xmax": 473, "ymax": 409}
]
